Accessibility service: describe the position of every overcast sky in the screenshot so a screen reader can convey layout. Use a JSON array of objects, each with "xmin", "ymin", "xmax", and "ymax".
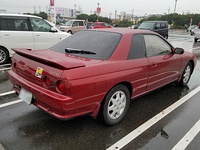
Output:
[{"xmin": 0, "ymin": 0, "xmax": 200, "ymax": 17}]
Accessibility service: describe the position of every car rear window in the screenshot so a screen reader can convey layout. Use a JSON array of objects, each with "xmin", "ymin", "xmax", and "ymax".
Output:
[
  {"xmin": 50, "ymin": 30, "xmax": 122, "ymax": 60},
  {"xmin": 91, "ymin": 23, "xmax": 98, "ymax": 26},
  {"xmin": 139, "ymin": 22, "xmax": 155, "ymax": 30}
]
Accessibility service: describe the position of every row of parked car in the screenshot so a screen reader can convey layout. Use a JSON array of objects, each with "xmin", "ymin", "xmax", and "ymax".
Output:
[
  {"xmin": 0, "ymin": 14, "xmax": 117, "ymax": 65},
  {"xmin": 187, "ymin": 25, "xmax": 200, "ymax": 42}
]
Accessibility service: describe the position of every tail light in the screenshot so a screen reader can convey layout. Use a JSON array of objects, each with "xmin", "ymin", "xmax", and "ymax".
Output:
[
  {"xmin": 43, "ymin": 76, "xmax": 51, "ymax": 87},
  {"xmin": 56, "ymin": 80, "xmax": 66, "ymax": 93}
]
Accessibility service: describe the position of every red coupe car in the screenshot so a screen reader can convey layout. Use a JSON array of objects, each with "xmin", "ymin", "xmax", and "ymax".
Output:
[
  {"xmin": 8, "ymin": 28, "xmax": 196, "ymax": 125},
  {"xmin": 89, "ymin": 22, "xmax": 113, "ymax": 29}
]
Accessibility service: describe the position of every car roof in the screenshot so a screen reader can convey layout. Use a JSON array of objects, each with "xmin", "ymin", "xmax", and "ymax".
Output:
[
  {"xmin": 67, "ymin": 19, "xmax": 85, "ymax": 21},
  {"xmin": 90, "ymin": 28, "xmax": 157, "ymax": 35},
  {"xmin": 143, "ymin": 20, "xmax": 167, "ymax": 23},
  {"xmin": 0, "ymin": 13, "xmax": 41, "ymax": 19}
]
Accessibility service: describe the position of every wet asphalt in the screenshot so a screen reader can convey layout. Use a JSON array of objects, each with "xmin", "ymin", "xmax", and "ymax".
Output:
[{"xmin": 0, "ymin": 30, "xmax": 200, "ymax": 150}]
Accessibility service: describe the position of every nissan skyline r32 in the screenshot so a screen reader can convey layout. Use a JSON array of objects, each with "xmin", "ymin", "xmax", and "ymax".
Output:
[{"xmin": 8, "ymin": 28, "xmax": 197, "ymax": 125}]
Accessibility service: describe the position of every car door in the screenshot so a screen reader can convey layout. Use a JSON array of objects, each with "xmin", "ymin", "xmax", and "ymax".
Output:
[
  {"xmin": 127, "ymin": 34, "xmax": 149, "ymax": 98},
  {"xmin": 29, "ymin": 17, "xmax": 60, "ymax": 50},
  {"xmin": 144, "ymin": 34, "xmax": 182, "ymax": 91},
  {"xmin": 0, "ymin": 16, "xmax": 34, "ymax": 54}
]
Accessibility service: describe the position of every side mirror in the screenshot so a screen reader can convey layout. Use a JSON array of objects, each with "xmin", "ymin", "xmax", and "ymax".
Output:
[
  {"xmin": 174, "ymin": 47, "xmax": 184, "ymax": 54},
  {"xmin": 50, "ymin": 27, "xmax": 57, "ymax": 32}
]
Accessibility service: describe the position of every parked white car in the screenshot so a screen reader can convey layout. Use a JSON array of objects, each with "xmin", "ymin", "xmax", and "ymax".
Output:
[
  {"xmin": 194, "ymin": 28, "xmax": 200, "ymax": 42},
  {"xmin": 0, "ymin": 14, "xmax": 70, "ymax": 64}
]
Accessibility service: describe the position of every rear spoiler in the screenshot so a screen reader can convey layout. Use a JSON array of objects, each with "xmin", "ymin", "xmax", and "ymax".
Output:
[{"xmin": 12, "ymin": 48, "xmax": 85, "ymax": 69}]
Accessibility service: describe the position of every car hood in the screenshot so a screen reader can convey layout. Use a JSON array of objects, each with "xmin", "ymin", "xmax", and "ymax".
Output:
[{"xmin": 12, "ymin": 48, "xmax": 103, "ymax": 69}]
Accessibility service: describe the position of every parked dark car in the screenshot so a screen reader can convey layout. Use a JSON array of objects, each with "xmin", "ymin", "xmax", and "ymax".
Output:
[
  {"xmin": 9, "ymin": 28, "xmax": 196, "ymax": 125},
  {"xmin": 138, "ymin": 21, "xmax": 168, "ymax": 39}
]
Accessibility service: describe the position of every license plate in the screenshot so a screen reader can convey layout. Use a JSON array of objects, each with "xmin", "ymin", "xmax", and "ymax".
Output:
[{"xmin": 19, "ymin": 88, "xmax": 32, "ymax": 105}]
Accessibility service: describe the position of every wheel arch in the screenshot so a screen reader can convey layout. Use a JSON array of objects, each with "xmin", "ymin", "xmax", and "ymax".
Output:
[
  {"xmin": 91, "ymin": 81, "xmax": 133, "ymax": 118},
  {"xmin": 189, "ymin": 60, "xmax": 195, "ymax": 74}
]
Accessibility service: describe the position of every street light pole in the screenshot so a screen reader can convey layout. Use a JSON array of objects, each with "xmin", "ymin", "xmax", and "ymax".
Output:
[
  {"xmin": 174, "ymin": 0, "xmax": 177, "ymax": 13},
  {"xmin": 97, "ymin": 3, "xmax": 100, "ymax": 22}
]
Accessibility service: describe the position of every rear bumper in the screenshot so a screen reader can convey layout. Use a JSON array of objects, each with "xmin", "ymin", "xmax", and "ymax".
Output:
[{"xmin": 8, "ymin": 70, "xmax": 76, "ymax": 119}]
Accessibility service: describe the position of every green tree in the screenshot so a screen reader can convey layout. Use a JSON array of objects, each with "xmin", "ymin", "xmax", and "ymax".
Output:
[
  {"xmin": 76, "ymin": 14, "xmax": 89, "ymax": 20},
  {"xmin": 24, "ymin": 12, "xmax": 48, "ymax": 19}
]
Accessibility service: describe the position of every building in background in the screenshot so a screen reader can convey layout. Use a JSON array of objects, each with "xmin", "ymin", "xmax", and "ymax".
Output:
[{"xmin": 55, "ymin": 7, "xmax": 83, "ymax": 20}]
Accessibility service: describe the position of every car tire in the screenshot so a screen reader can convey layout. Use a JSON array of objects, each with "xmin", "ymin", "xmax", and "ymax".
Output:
[
  {"xmin": 67, "ymin": 30, "xmax": 72, "ymax": 34},
  {"xmin": 0, "ymin": 47, "xmax": 9, "ymax": 65},
  {"xmin": 178, "ymin": 62, "xmax": 192, "ymax": 86},
  {"xmin": 194, "ymin": 38, "xmax": 198, "ymax": 42},
  {"xmin": 100, "ymin": 85, "xmax": 130, "ymax": 125}
]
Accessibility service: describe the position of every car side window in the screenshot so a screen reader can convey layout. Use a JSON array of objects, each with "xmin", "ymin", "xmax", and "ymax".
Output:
[
  {"xmin": 73, "ymin": 21, "xmax": 79, "ymax": 26},
  {"xmin": 155, "ymin": 23, "xmax": 161, "ymax": 29},
  {"xmin": 0, "ymin": 17, "xmax": 29, "ymax": 31},
  {"xmin": 30, "ymin": 18, "xmax": 51, "ymax": 32},
  {"xmin": 128, "ymin": 34, "xmax": 146, "ymax": 60},
  {"xmin": 78, "ymin": 21, "xmax": 84, "ymax": 26},
  {"xmin": 161, "ymin": 23, "xmax": 166, "ymax": 29},
  {"xmin": 144, "ymin": 34, "xmax": 171, "ymax": 57},
  {"xmin": 15, "ymin": 19, "xmax": 29, "ymax": 31}
]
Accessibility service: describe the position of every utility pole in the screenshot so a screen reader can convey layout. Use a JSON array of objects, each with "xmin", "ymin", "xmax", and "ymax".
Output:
[
  {"xmin": 174, "ymin": 0, "xmax": 177, "ymax": 13},
  {"xmin": 132, "ymin": 9, "xmax": 134, "ymax": 24},
  {"xmin": 74, "ymin": 4, "xmax": 77, "ymax": 18},
  {"xmin": 97, "ymin": 3, "xmax": 100, "ymax": 22},
  {"xmin": 34, "ymin": 6, "xmax": 36, "ymax": 14}
]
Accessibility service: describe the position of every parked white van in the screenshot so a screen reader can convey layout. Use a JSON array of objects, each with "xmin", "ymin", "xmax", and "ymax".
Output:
[{"xmin": 0, "ymin": 14, "xmax": 70, "ymax": 64}]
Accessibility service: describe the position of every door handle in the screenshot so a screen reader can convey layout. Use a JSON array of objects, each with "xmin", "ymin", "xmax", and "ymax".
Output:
[
  {"xmin": 4, "ymin": 34, "xmax": 10, "ymax": 36},
  {"xmin": 151, "ymin": 63, "xmax": 157, "ymax": 67},
  {"xmin": 36, "ymin": 35, "xmax": 40, "ymax": 36}
]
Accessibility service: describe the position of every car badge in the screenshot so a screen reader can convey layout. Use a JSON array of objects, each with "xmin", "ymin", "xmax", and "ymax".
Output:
[{"xmin": 35, "ymin": 67, "xmax": 43, "ymax": 78}]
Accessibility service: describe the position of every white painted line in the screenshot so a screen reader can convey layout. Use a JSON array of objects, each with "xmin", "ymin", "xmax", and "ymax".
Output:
[
  {"xmin": 0, "ymin": 142, "xmax": 6, "ymax": 150},
  {"xmin": 107, "ymin": 86, "xmax": 200, "ymax": 150},
  {"xmin": 0, "ymin": 67, "xmax": 11, "ymax": 71},
  {"xmin": 172, "ymin": 119, "xmax": 200, "ymax": 150},
  {"xmin": 0, "ymin": 64, "xmax": 10, "ymax": 67},
  {"xmin": 189, "ymin": 46, "xmax": 200, "ymax": 51},
  {"xmin": 0, "ymin": 99, "xmax": 22, "ymax": 108},
  {"xmin": 0, "ymin": 91, "xmax": 15, "ymax": 97}
]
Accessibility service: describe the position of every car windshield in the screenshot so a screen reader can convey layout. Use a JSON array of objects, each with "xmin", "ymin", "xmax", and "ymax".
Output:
[
  {"xmin": 65, "ymin": 20, "xmax": 73, "ymax": 26},
  {"xmin": 50, "ymin": 30, "xmax": 122, "ymax": 60},
  {"xmin": 139, "ymin": 22, "xmax": 155, "ymax": 30}
]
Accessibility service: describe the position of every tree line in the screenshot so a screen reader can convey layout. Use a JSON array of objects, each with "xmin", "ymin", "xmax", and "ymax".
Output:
[{"xmin": 24, "ymin": 12, "xmax": 200, "ymax": 29}]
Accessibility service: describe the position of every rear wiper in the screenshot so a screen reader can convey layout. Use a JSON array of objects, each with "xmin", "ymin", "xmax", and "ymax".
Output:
[{"xmin": 65, "ymin": 48, "xmax": 96, "ymax": 55}]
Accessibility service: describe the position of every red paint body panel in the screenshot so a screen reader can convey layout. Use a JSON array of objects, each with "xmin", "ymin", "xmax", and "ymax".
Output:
[{"xmin": 8, "ymin": 28, "xmax": 197, "ymax": 120}]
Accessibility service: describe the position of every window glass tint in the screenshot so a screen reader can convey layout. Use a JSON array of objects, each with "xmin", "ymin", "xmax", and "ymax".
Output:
[
  {"xmin": 144, "ymin": 34, "xmax": 171, "ymax": 57},
  {"xmin": 78, "ymin": 21, "xmax": 84, "ymax": 26},
  {"xmin": 91, "ymin": 23, "xmax": 98, "ymax": 26},
  {"xmin": 73, "ymin": 21, "xmax": 79, "ymax": 26},
  {"xmin": 0, "ymin": 17, "xmax": 29, "ymax": 31},
  {"xmin": 161, "ymin": 23, "xmax": 166, "ymax": 28},
  {"xmin": 50, "ymin": 30, "xmax": 122, "ymax": 60},
  {"xmin": 155, "ymin": 23, "xmax": 161, "ymax": 29},
  {"xmin": 0, "ymin": 18, "xmax": 8, "ymax": 30},
  {"xmin": 15, "ymin": 19, "xmax": 29, "ymax": 31},
  {"xmin": 139, "ymin": 22, "xmax": 155, "ymax": 30},
  {"xmin": 30, "ymin": 18, "xmax": 51, "ymax": 32},
  {"xmin": 128, "ymin": 34, "xmax": 145, "ymax": 59}
]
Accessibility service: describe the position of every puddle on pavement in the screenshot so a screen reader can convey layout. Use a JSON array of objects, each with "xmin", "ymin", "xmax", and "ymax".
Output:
[{"xmin": 0, "ymin": 71, "xmax": 9, "ymax": 83}]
